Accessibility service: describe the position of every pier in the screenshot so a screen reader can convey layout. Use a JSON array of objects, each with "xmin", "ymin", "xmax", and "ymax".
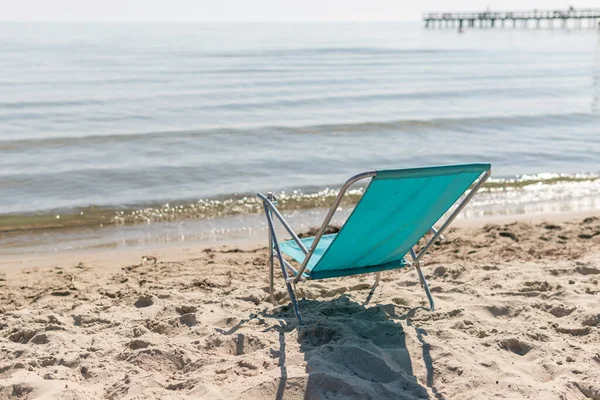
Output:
[{"xmin": 423, "ymin": 8, "xmax": 600, "ymax": 30}]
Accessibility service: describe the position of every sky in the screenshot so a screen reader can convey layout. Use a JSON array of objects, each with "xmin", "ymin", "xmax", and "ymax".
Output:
[{"xmin": 0, "ymin": 0, "xmax": 598, "ymax": 22}]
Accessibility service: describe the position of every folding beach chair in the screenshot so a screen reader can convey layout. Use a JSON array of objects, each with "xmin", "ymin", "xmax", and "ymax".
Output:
[{"xmin": 257, "ymin": 163, "xmax": 491, "ymax": 324}]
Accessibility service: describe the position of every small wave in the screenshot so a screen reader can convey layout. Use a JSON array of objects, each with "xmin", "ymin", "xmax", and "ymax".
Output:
[
  {"xmin": 484, "ymin": 173, "xmax": 600, "ymax": 190},
  {"xmin": 208, "ymin": 47, "xmax": 461, "ymax": 58},
  {"xmin": 0, "ymin": 77, "xmax": 173, "ymax": 88},
  {"xmin": 1, "ymin": 111, "xmax": 597, "ymax": 150},
  {"xmin": 2, "ymin": 82, "xmax": 585, "ymax": 117},
  {"xmin": 0, "ymin": 99, "xmax": 107, "ymax": 110}
]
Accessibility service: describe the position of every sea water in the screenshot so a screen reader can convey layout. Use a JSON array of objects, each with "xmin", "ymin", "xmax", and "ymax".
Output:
[{"xmin": 1, "ymin": 22, "xmax": 599, "ymax": 252}]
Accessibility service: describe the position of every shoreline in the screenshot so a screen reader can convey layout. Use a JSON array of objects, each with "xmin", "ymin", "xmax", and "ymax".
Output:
[
  {"xmin": 1, "ymin": 172, "xmax": 599, "ymax": 234},
  {"xmin": 1, "ymin": 175, "xmax": 599, "ymax": 260},
  {"xmin": 1, "ymin": 208, "xmax": 598, "ymax": 275}
]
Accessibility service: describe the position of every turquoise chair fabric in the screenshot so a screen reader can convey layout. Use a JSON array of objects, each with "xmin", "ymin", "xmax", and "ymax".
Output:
[
  {"xmin": 279, "ymin": 234, "xmax": 337, "ymax": 272},
  {"xmin": 279, "ymin": 164, "xmax": 490, "ymax": 280}
]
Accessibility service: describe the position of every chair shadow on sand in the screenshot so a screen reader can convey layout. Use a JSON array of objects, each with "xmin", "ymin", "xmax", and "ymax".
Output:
[{"xmin": 257, "ymin": 295, "xmax": 446, "ymax": 400}]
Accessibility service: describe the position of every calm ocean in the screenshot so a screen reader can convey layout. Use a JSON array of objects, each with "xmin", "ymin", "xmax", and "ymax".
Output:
[{"xmin": 1, "ymin": 21, "xmax": 599, "ymax": 251}]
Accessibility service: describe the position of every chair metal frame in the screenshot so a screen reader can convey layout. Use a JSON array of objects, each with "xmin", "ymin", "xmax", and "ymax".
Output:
[{"xmin": 258, "ymin": 168, "xmax": 491, "ymax": 324}]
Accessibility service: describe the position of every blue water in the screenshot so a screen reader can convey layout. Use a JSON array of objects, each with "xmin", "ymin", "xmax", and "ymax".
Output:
[{"xmin": 0, "ymin": 21, "xmax": 599, "ymax": 220}]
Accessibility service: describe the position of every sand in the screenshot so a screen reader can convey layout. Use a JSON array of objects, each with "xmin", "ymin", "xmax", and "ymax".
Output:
[{"xmin": 1, "ymin": 215, "xmax": 600, "ymax": 399}]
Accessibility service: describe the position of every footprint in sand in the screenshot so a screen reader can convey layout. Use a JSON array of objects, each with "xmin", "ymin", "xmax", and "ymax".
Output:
[
  {"xmin": 204, "ymin": 333, "xmax": 267, "ymax": 356},
  {"xmin": 498, "ymin": 338, "xmax": 533, "ymax": 356},
  {"xmin": 134, "ymin": 295, "xmax": 154, "ymax": 308}
]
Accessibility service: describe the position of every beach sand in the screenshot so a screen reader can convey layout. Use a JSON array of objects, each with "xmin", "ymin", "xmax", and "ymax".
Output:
[{"xmin": 1, "ymin": 214, "xmax": 600, "ymax": 399}]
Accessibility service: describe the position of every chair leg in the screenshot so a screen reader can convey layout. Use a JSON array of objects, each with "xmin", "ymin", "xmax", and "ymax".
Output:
[
  {"xmin": 286, "ymin": 281, "xmax": 303, "ymax": 324},
  {"xmin": 415, "ymin": 264, "xmax": 435, "ymax": 311},
  {"xmin": 277, "ymin": 254, "xmax": 303, "ymax": 324},
  {"xmin": 269, "ymin": 251, "xmax": 276, "ymax": 305},
  {"xmin": 363, "ymin": 272, "xmax": 381, "ymax": 306},
  {"xmin": 370, "ymin": 272, "xmax": 380, "ymax": 294},
  {"xmin": 263, "ymin": 202, "xmax": 304, "ymax": 325},
  {"xmin": 267, "ymin": 224, "xmax": 276, "ymax": 305},
  {"xmin": 410, "ymin": 247, "xmax": 435, "ymax": 311}
]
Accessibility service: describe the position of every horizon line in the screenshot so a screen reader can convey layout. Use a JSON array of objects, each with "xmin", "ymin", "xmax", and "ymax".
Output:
[{"xmin": 0, "ymin": 18, "xmax": 420, "ymax": 23}]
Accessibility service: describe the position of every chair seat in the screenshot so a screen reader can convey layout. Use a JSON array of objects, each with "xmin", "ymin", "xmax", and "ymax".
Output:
[
  {"xmin": 279, "ymin": 233, "xmax": 408, "ymax": 280},
  {"xmin": 279, "ymin": 234, "xmax": 337, "ymax": 271}
]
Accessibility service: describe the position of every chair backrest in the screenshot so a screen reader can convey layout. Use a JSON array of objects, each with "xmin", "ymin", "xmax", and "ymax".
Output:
[{"xmin": 309, "ymin": 164, "xmax": 490, "ymax": 278}]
